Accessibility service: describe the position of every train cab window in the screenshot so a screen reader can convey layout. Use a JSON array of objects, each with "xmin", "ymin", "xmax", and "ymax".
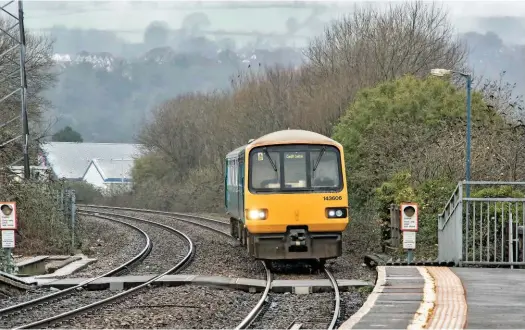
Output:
[
  {"xmin": 249, "ymin": 145, "xmax": 343, "ymax": 193},
  {"xmin": 250, "ymin": 150, "xmax": 281, "ymax": 189},
  {"xmin": 283, "ymin": 152, "xmax": 307, "ymax": 188},
  {"xmin": 311, "ymin": 149, "xmax": 340, "ymax": 189}
]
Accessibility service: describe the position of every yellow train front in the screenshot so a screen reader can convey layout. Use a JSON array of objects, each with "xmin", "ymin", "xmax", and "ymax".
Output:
[{"xmin": 225, "ymin": 129, "xmax": 349, "ymax": 262}]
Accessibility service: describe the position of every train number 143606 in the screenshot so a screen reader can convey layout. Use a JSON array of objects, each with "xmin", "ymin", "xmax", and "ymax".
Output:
[{"xmin": 323, "ymin": 195, "xmax": 342, "ymax": 201}]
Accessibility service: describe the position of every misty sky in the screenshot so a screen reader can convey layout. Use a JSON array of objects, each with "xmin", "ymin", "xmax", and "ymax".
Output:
[{"xmin": 15, "ymin": 1, "xmax": 525, "ymax": 45}]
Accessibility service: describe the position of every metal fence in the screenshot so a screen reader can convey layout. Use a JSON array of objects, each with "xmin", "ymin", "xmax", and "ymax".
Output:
[
  {"xmin": 55, "ymin": 188, "xmax": 77, "ymax": 253},
  {"xmin": 438, "ymin": 181, "xmax": 525, "ymax": 267}
]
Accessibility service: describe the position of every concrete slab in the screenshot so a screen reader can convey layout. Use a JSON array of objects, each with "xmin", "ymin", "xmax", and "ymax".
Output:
[
  {"xmin": 38, "ymin": 274, "xmax": 373, "ymax": 293},
  {"xmin": 272, "ymin": 279, "xmax": 371, "ymax": 293},
  {"xmin": 46, "ymin": 256, "xmax": 82, "ymax": 273},
  {"xmin": 452, "ymin": 267, "xmax": 525, "ymax": 329},
  {"xmin": 15, "ymin": 256, "xmax": 49, "ymax": 267},
  {"xmin": 34, "ymin": 257, "xmax": 97, "ymax": 278}
]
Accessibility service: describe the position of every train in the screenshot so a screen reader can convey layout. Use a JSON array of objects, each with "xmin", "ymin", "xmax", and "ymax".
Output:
[{"xmin": 224, "ymin": 129, "xmax": 350, "ymax": 264}]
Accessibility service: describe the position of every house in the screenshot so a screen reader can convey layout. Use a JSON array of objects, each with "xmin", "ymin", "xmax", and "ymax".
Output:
[
  {"xmin": 39, "ymin": 142, "xmax": 143, "ymax": 181},
  {"xmin": 82, "ymin": 158, "xmax": 135, "ymax": 194}
]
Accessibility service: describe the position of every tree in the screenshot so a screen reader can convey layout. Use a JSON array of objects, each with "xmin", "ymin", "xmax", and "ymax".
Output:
[
  {"xmin": 51, "ymin": 126, "xmax": 83, "ymax": 142},
  {"xmin": 332, "ymin": 74, "xmax": 518, "ymax": 206}
]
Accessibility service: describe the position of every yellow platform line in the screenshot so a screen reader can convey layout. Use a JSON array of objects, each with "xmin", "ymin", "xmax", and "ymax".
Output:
[
  {"xmin": 425, "ymin": 267, "xmax": 468, "ymax": 330},
  {"xmin": 407, "ymin": 266, "xmax": 436, "ymax": 330}
]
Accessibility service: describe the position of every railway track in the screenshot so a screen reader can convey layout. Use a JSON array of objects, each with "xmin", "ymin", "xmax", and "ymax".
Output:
[
  {"xmin": 2, "ymin": 211, "xmax": 195, "ymax": 329},
  {"xmin": 238, "ymin": 265, "xmax": 340, "ymax": 330},
  {"xmin": 0, "ymin": 213, "xmax": 152, "ymax": 327},
  {"xmin": 79, "ymin": 204, "xmax": 231, "ymax": 236},
  {"xmin": 78, "ymin": 205, "xmax": 342, "ymax": 330}
]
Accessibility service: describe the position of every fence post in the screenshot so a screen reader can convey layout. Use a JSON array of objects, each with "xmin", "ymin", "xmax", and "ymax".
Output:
[{"xmin": 70, "ymin": 189, "xmax": 76, "ymax": 255}]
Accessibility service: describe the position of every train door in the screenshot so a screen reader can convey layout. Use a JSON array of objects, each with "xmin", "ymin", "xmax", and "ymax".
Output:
[{"xmin": 237, "ymin": 156, "xmax": 245, "ymax": 222}]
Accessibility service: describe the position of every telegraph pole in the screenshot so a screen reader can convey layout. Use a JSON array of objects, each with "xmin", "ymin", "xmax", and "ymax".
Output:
[{"xmin": 0, "ymin": 0, "xmax": 30, "ymax": 179}]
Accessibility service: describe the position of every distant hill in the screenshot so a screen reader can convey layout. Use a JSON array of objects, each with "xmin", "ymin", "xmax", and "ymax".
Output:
[{"xmin": 44, "ymin": 31, "xmax": 524, "ymax": 143}]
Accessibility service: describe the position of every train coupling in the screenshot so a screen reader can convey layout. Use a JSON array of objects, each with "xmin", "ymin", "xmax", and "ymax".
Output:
[{"xmin": 289, "ymin": 228, "xmax": 307, "ymax": 247}]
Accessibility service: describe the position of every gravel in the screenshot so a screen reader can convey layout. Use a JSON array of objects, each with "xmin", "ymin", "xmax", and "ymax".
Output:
[
  {"xmin": 0, "ymin": 289, "xmax": 116, "ymax": 328},
  {"xmin": 56, "ymin": 285, "xmax": 262, "ymax": 329},
  {"xmin": 112, "ymin": 216, "xmax": 191, "ymax": 276},
  {"xmin": 250, "ymin": 288, "xmax": 367, "ymax": 329},
  {"xmin": 100, "ymin": 209, "xmax": 266, "ymax": 280},
  {"xmin": 0, "ymin": 287, "xmax": 56, "ymax": 309},
  {"xmin": 73, "ymin": 215, "xmax": 147, "ymax": 277}
]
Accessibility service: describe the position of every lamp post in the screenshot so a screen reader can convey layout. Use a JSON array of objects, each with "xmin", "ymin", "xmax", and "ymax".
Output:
[{"xmin": 430, "ymin": 68, "xmax": 472, "ymax": 197}]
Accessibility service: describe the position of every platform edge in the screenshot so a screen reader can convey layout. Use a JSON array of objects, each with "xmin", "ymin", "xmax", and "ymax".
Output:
[{"xmin": 337, "ymin": 266, "xmax": 386, "ymax": 330}]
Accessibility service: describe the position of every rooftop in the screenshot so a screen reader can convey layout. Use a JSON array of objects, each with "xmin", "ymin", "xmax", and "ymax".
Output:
[{"xmin": 87, "ymin": 158, "xmax": 135, "ymax": 182}]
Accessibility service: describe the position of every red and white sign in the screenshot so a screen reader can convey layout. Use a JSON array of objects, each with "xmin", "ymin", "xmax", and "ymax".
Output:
[
  {"xmin": 0, "ymin": 202, "xmax": 17, "ymax": 230},
  {"xmin": 400, "ymin": 203, "xmax": 418, "ymax": 232}
]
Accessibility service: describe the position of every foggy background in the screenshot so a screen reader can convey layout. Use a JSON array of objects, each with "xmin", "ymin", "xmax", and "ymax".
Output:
[{"xmin": 17, "ymin": 1, "xmax": 525, "ymax": 142}]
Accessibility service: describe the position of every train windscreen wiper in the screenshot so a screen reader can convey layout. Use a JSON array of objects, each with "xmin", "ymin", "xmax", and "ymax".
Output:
[
  {"xmin": 263, "ymin": 147, "xmax": 278, "ymax": 172},
  {"xmin": 313, "ymin": 146, "xmax": 326, "ymax": 172}
]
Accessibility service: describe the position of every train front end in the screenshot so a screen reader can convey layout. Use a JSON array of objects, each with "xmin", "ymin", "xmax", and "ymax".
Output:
[{"xmin": 244, "ymin": 142, "xmax": 349, "ymax": 261}]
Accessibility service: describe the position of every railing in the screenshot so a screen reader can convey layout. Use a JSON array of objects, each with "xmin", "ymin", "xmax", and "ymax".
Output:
[
  {"xmin": 55, "ymin": 188, "xmax": 77, "ymax": 254},
  {"xmin": 438, "ymin": 181, "xmax": 525, "ymax": 267}
]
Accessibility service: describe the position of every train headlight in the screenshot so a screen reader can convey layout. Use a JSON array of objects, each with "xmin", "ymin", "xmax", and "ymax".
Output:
[
  {"xmin": 326, "ymin": 207, "xmax": 347, "ymax": 219},
  {"xmin": 247, "ymin": 209, "xmax": 268, "ymax": 220}
]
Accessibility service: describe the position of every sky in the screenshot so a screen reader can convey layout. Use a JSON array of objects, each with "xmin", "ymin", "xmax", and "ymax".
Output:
[{"xmin": 8, "ymin": 0, "xmax": 525, "ymax": 44}]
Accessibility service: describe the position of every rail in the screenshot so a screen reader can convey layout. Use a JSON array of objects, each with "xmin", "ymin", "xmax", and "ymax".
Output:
[
  {"xmin": 438, "ymin": 181, "xmax": 525, "ymax": 267},
  {"xmin": 78, "ymin": 205, "xmax": 231, "ymax": 238},
  {"xmin": 234, "ymin": 261, "xmax": 272, "ymax": 330},
  {"xmin": 325, "ymin": 268, "xmax": 340, "ymax": 330},
  {"xmin": 16, "ymin": 211, "xmax": 195, "ymax": 329},
  {"xmin": 0, "ymin": 214, "xmax": 152, "ymax": 316}
]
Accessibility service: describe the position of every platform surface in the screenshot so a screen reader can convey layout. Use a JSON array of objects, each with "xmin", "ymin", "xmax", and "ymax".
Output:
[
  {"xmin": 452, "ymin": 267, "xmax": 525, "ymax": 329},
  {"xmin": 339, "ymin": 265, "xmax": 525, "ymax": 330}
]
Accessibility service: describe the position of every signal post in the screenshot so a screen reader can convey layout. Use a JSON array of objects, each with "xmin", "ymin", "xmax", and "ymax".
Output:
[
  {"xmin": 400, "ymin": 203, "xmax": 418, "ymax": 264},
  {"xmin": 0, "ymin": 202, "xmax": 17, "ymax": 273}
]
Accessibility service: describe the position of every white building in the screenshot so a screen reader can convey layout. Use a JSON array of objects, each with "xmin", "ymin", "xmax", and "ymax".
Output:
[
  {"xmin": 39, "ymin": 142, "xmax": 144, "ymax": 191},
  {"xmin": 82, "ymin": 158, "xmax": 135, "ymax": 194}
]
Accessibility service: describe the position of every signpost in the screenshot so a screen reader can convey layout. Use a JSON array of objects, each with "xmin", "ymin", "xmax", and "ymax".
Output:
[
  {"xmin": 400, "ymin": 203, "xmax": 418, "ymax": 264},
  {"xmin": 0, "ymin": 202, "xmax": 17, "ymax": 273}
]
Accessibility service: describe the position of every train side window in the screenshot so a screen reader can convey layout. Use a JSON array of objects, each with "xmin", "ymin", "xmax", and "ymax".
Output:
[
  {"xmin": 250, "ymin": 150, "xmax": 281, "ymax": 189},
  {"xmin": 311, "ymin": 149, "xmax": 340, "ymax": 188}
]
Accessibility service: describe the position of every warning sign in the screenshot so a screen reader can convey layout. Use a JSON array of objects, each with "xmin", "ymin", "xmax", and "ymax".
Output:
[
  {"xmin": 2, "ymin": 230, "xmax": 15, "ymax": 248},
  {"xmin": 0, "ymin": 202, "xmax": 16, "ymax": 230},
  {"xmin": 400, "ymin": 203, "xmax": 418, "ymax": 232},
  {"xmin": 403, "ymin": 231, "xmax": 416, "ymax": 249}
]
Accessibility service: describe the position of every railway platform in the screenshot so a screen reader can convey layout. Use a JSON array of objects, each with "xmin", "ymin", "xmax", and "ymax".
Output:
[{"xmin": 339, "ymin": 265, "xmax": 525, "ymax": 329}]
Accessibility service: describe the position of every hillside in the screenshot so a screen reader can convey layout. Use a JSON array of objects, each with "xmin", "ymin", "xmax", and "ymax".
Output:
[{"xmin": 44, "ymin": 30, "xmax": 524, "ymax": 143}]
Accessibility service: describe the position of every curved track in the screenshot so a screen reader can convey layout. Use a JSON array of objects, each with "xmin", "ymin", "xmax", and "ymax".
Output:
[
  {"xmin": 10, "ymin": 212, "xmax": 195, "ymax": 329},
  {"xmin": 79, "ymin": 204, "xmax": 230, "ymax": 235},
  {"xmin": 0, "ymin": 214, "xmax": 152, "ymax": 318}
]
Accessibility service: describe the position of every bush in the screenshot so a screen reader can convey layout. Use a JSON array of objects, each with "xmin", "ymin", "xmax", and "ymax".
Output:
[{"xmin": 0, "ymin": 180, "xmax": 80, "ymax": 256}]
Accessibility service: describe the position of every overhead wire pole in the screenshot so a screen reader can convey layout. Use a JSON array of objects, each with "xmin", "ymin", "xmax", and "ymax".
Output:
[{"xmin": 0, "ymin": 0, "xmax": 30, "ymax": 179}]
